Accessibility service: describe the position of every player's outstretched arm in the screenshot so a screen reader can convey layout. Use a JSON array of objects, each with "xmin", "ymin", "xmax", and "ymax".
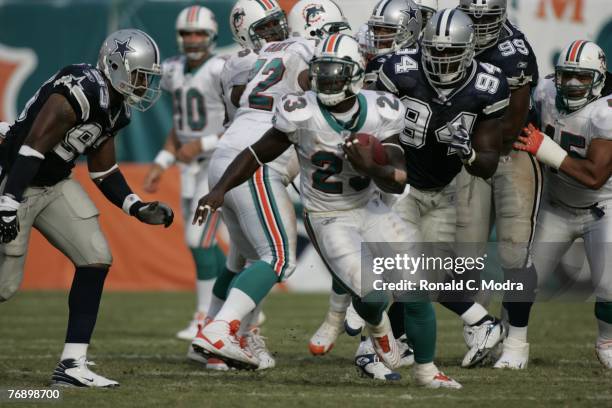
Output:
[
  {"xmin": 144, "ymin": 127, "xmax": 180, "ymax": 193},
  {"xmin": 88, "ymin": 138, "xmax": 174, "ymax": 227},
  {"xmin": 192, "ymin": 127, "xmax": 293, "ymax": 226},
  {"xmin": 515, "ymin": 124, "xmax": 612, "ymax": 189},
  {"xmin": 342, "ymin": 134, "xmax": 407, "ymax": 194},
  {"xmin": 0, "ymin": 94, "xmax": 78, "ymax": 243},
  {"xmin": 462, "ymin": 117, "xmax": 503, "ymax": 179}
]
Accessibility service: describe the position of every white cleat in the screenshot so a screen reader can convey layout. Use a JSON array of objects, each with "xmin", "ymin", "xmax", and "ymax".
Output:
[
  {"xmin": 397, "ymin": 334, "xmax": 415, "ymax": 367},
  {"xmin": 245, "ymin": 327, "xmax": 276, "ymax": 370},
  {"xmin": 206, "ymin": 357, "xmax": 229, "ymax": 371},
  {"xmin": 255, "ymin": 310, "xmax": 266, "ymax": 327},
  {"xmin": 493, "ymin": 337, "xmax": 529, "ymax": 369},
  {"xmin": 345, "ymin": 303, "xmax": 365, "ymax": 336},
  {"xmin": 309, "ymin": 310, "xmax": 345, "ymax": 355},
  {"xmin": 462, "ymin": 319, "xmax": 505, "ymax": 368},
  {"xmin": 187, "ymin": 342, "xmax": 208, "ymax": 365},
  {"xmin": 192, "ymin": 319, "xmax": 259, "ymax": 370},
  {"xmin": 354, "ymin": 338, "xmax": 401, "ymax": 381},
  {"xmin": 51, "ymin": 356, "xmax": 119, "ymax": 388},
  {"xmin": 413, "ymin": 363, "xmax": 462, "ymax": 389},
  {"xmin": 368, "ymin": 313, "xmax": 401, "ymax": 369},
  {"xmin": 176, "ymin": 311, "xmax": 206, "ymax": 340},
  {"xmin": 596, "ymin": 340, "xmax": 612, "ymax": 369}
]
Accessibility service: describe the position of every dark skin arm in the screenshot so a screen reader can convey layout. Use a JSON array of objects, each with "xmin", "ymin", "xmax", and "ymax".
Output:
[
  {"xmin": 464, "ymin": 117, "xmax": 503, "ymax": 179},
  {"xmin": 192, "ymin": 127, "xmax": 292, "ymax": 225},
  {"xmin": 23, "ymin": 93, "xmax": 77, "ymax": 153},
  {"xmin": 558, "ymin": 139, "xmax": 612, "ymax": 190},
  {"xmin": 87, "ymin": 137, "xmax": 119, "ymax": 183},
  {"xmin": 342, "ymin": 134, "xmax": 407, "ymax": 194},
  {"xmin": 500, "ymin": 84, "xmax": 531, "ymax": 154}
]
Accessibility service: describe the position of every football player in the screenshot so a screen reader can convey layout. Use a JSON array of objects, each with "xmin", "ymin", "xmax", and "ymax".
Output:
[
  {"xmin": 142, "ymin": 6, "xmax": 228, "ymax": 349},
  {"xmin": 190, "ymin": 0, "xmax": 349, "ymax": 370},
  {"xmin": 454, "ymin": 0, "xmax": 541, "ymax": 369},
  {"xmin": 193, "ymin": 33, "xmax": 462, "ymax": 389},
  {"xmin": 413, "ymin": 0, "xmax": 438, "ymax": 28},
  {"xmin": 0, "ymin": 29, "xmax": 173, "ymax": 387},
  {"xmin": 376, "ymin": 9, "xmax": 510, "ymax": 367},
  {"xmin": 515, "ymin": 41, "xmax": 612, "ymax": 369}
]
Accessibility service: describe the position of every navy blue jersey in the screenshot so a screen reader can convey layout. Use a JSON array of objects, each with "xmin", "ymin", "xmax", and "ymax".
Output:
[
  {"xmin": 476, "ymin": 21, "xmax": 539, "ymax": 91},
  {"xmin": 365, "ymin": 54, "xmax": 392, "ymax": 85},
  {"xmin": 2, "ymin": 64, "xmax": 131, "ymax": 186},
  {"xmin": 377, "ymin": 48, "xmax": 510, "ymax": 189}
]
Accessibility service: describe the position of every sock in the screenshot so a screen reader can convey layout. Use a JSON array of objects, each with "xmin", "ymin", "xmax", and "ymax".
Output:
[
  {"xmin": 215, "ymin": 288, "xmax": 256, "ymax": 323},
  {"xmin": 238, "ymin": 303, "xmax": 264, "ymax": 336},
  {"xmin": 414, "ymin": 361, "xmax": 437, "ymax": 378},
  {"xmin": 65, "ymin": 266, "xmax": 109, "ymax": 344},
  {"xmin": 329, "ymin": 292, "xmax": 351, "ymax": 313},
  {"xmin": 388, "ymin": 302, "xmax": 405, "ymax": 338},
  {"xmin": 460, "ymin": 303, "xmax": 490, "ymax": 326},
  {"xmin": 503, "ymin": 302, "xmax": 533, "ymax": 327},
  {"xmin": 595, "ymin": 301, "xmax": 612, "ymax": 343},
  {"xmin": 60, "ymin": 343, "xmax": 88, "ymax": 361},
  {"xmin": 212, "ymin": 267, "xmax": 238, "ymax": 300},
  {"xmin": 230, "ymin": 260, "xmax": 278, "ymax": 305},
  {"xmin": 196, "ymin": 279, "xmax": 215, "ymax": 313},
  {"xmin": 440, "ymin": 301, "xmax": 475, "ymax": 317},
  {"xmin": 191, "ymin": 247, "xmax": 221, "ymax": 281},
  {"xmin": 403, "ymin": 301, "xmax": 436, "ymax": 364},
  {"xmin": 507, "ymin": 324, "xmax": 528, "ymax": 343},
  {"xmin": 213, "ymin": 245, "xmax": 227, "ymax": 275},
  {"xmin": 207, "ymin": 294, "xmax": 224, "ymax": 320},
  {"xmin": 353, "ymin": 292, "xmax": 388, "ymax": 326}
]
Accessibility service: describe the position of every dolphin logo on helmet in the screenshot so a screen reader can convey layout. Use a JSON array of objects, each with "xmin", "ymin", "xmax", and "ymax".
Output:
[{"xmin": 304, "ymin": 5, "xmax": 325, "ymax": 27}]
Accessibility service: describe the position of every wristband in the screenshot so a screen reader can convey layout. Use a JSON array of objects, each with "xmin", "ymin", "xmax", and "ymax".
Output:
[
  {"xmin": 154, "ymin": 150, "xmax": 176, "ymax": 169},
  {"xmin": 122, "ymin": 193, "xmax": 142, "ymax": 215},
  {"xmin": 537, "ymin": 135, "xmax": 568, "ymax": 170},
  {"xmin": 200, "ymin": 134, "xmax": 219, "ymax": 152}
]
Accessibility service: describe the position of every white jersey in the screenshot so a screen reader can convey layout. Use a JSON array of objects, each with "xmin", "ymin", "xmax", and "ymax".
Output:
[
  {"xmin": 273, "ymin": 90, "xmax": 405, "ymax": 212},
  {"xmin": 535, "ymin": 76, "xmax": 612, "ymax": 207},
  {"xmin": 217, "ymin": 37, "xmax": 314, "ymax": 153},
  {"xmin": 160, "ymin": 55, "xmax": 227, "ymax": 149},
  {"xmin": 221, "ymin": 49, "xmax": 259, "ymax": 126}
]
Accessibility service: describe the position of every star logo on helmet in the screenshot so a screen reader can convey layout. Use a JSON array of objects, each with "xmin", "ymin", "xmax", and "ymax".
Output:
[
  {"xmin": 400, "ymin": 6, "xmax": 419, "ymax": 24},
  {"xmin": 111, "ymin": 38, "xmax": 135, "ymax": 61}
]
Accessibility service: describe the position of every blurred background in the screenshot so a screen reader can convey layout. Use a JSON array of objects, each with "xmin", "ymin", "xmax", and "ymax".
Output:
[{"xmin": 0, "ymin": 0, "xmax": 609, "ymax": 292}]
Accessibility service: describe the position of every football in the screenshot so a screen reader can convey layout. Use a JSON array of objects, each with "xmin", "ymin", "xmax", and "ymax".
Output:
[{"xmin": 354, "ymin": 133, "xmax": 389, "ymax": 165}]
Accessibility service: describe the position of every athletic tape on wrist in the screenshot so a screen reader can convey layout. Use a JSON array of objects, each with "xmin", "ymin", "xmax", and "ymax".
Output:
[
  {"xmin": 537, "ymin": 135, "xmax": 568, "ymax": 170},
  {"xmin": 154, "ymin": 150, "xmax": 175, "ymax": 169}
]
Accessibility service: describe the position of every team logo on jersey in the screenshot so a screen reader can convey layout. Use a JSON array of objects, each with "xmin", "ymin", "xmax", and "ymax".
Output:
[
  {"xmin": 111, "ymin": 38, "xmax": 135, "ymax": 61},
  {"xmin": 232, "ymin": 8, "xmax": 246, "ymax": 31},
  {"xmin": 303, "ymin": 4, "xmax": 325, "ymax": 27},
  {"xmin": 0, "ymin": 43, "xmax": 37, "ymax": 122}
]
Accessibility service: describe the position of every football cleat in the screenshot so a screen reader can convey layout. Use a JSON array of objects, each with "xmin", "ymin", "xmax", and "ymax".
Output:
[
  {"xmin": 206, "ymin": 357, "xmax": 230, "ymax": 371},
  {"xmin": 192, "ymin": 319, "xmax": 259, "ymax": 370},
  {"xmin": 176, "ymin": 311, "xmax": 206, "ymax": 340},
  {"xmin": 397, "ymin": 334, "xmax": 415, "ymax": 367},
  {"xmin": 461, "ymin": 318, "xmax": 505, "ymax": 368},
  {"xmin": 345, "ymin": 302, "xmax": 365, "ymax": 336},
  {"xmin": 596, "ymin": 340, "xmax": 612, "ymax": 369},
  {"xmin": 187, "ymin": 342, "xmax": 208, "ymax": 365},
  {"xmin": 309, "ymin": 310, "xmax": 345, "ymax": 355},
  {"xmin": 493, "ymin": 337, "xmax": 529, "ymax": 369},
  {"xmin": 245, "ymin": 327, "xmax": 276, "ymax": 370},
  {"xmin": 413, "ymin": 363, "xmax": 462, "ymax": 389},
  {"xmin": 354, "ymin": 337, "xmax": 401, "ymax": 381},
  {"xmin": 368, "ymin": 313, "xmax": 401, "ymax": 369},
  {"xmin": 51, "ymin": 357, "xmax": 119, "ymax": 388}
]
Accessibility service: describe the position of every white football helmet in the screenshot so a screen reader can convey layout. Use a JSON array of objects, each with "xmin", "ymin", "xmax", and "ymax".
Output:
[
  {"xmin": 175, "ymin": 6, "xmax": 218, "ymax": 60},
  {"xmin": 309, "ymin": 33, "xmax": 365, "ymax": 106},
  {"xmin": 413, "ymin": 0, "xmax": 438, "ymax": 29},
  {"xmin": 458, "ymin": 0, "xmax": 506, "ymax": 51},
  {"xmin": 97, "ymin": 29, "xmax": 162, "ymax": 112},
  {"xmin": 556, "ymin": 40, "xmax": 607, "ymax": 112},
  {"xmin": 421, "ymin": 9, "xmax": 475, "ymax": 86},
  {"xmin": 230, "ymin": 0, "xmax": 288, "ymax": 50},
  {"xmin": 287, "ymin": 0, "xmax": 350, "ymax": 40},
  {"xmin": 366, "ymin": 0, "xmax": 422, "ymax": 57}
]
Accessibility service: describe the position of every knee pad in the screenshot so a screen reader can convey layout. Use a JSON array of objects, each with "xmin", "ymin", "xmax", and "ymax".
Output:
[{"xmin": 498, "ymin": 241, "xmax": 531, "ymax": 269}]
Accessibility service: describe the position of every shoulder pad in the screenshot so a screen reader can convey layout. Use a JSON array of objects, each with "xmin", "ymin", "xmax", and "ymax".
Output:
[
  {"xmin": 276, "ymin": 92, "xmax": 314, "ymax": 123},
  {"xmin": 591, "ymin": 97, "xmax": 612, "ymax": 134},
  {"xmin": 368, "ymin": 91, "xmax": 403, "ymax": 121}
]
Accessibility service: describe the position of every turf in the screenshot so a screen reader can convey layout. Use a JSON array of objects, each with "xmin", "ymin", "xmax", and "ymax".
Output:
[{"xmin": 0, "ymin": 292, "xmax": 610, "ymax": 407}]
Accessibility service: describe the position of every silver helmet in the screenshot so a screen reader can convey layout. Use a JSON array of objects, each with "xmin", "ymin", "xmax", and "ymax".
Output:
[
  {"xmin": 457, "ymin": 0, "xmax": 507, "ymax": 50},
  {"xmin": 366, "ymin": 0, "xmax": 422, "ymax": 56},
  {"xmin": 413, "ymin": 0, "xmax": 438, "ymax": 29},
  {"xmin": 97, "ymin": 29, "xmax": 162, "ymax": 112},
  {"xmin": 421, "ymin": 8, "xmax": 475, "ymax": 86}
]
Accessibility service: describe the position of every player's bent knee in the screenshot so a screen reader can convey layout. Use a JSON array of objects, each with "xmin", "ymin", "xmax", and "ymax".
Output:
[
  {"xmin": 498, "ymin": 242, "xmax": 531, "ymax": 269},
  {"xmin": 0, "ymin": 282, "xmax": 19, "ymax": 302},
  {"xmin": 73, "ymin": 230, "xmax": 113, "ymax": 267}
]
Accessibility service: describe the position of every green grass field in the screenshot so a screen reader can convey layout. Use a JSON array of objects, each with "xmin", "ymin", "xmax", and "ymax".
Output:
[{"xmin": 1, "ymin": 292, "xmax": 611, "ymax": 407}]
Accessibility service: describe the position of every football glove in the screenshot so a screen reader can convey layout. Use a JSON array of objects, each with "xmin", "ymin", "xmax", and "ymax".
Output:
[
  {"xmin": 130, "ymin": 201, "xmax": 174, "ymax": 228},
  {"xmin": 447, "ymin": 119, "xmax": 475, "ymax": 164},
  {"xmin": 0, "ymin": 195, "xmax": 20, "ymax": 243},
  {"xmin": 514, "ymin": 123, "xmax": 568, "ymax": 170}
]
